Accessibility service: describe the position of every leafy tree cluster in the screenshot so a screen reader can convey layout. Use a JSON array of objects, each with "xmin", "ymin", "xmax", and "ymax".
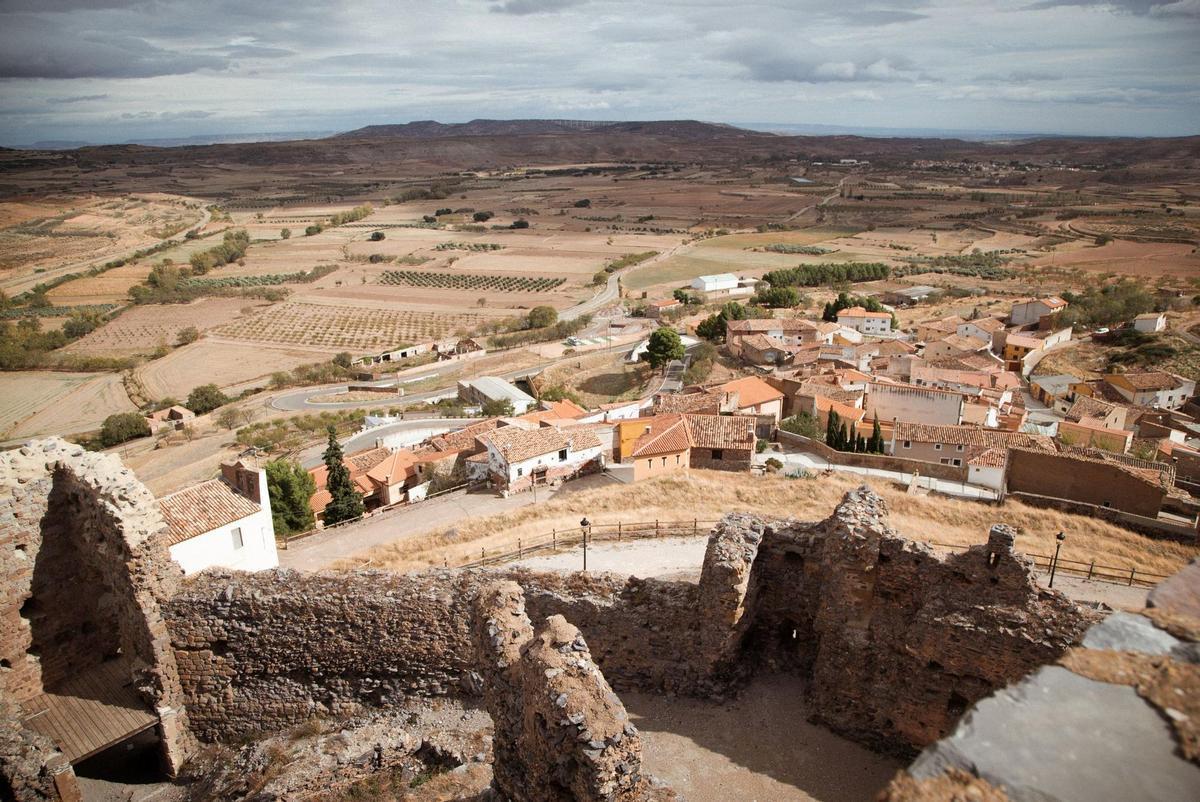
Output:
[
  {"xmin": 473, "ymin": 211, "xmax": 494, "ymax": 223},
  {"xmin": 696, "ymin": 301, "xmax": 750, "ymax": 342},
  {"xmin": 753, "ymin": 287, "xmax": 804, "ymax": 308},
  {"xmin": 763, "ymin": 262, "xmax": 889, "ymax": 288},
  {"xmin": 265, "ymin": 460, "xmax": 316, "ymax": 536},
  {"xmin": 1058, "ymin": 280, "xmax": 1156, "ymax": 329},
  {"xmin": 188, "ymin": 230, "xmax": 250, "ymax": 275},
  {"xmin": 321, "ymin": 426, "xmax": 364, "ymax": 526},
  {"xmin": 821, "ymin": 291, "xmax": 897, "ymax": 330},
  {"xmin": 485, "ymin": 314, "xmax": 590, "ymax": 350},
  {"xmin": 672, "ymin": 289, "xmax": 702, "ymax": 305},
  {"xmin": 539, "ymin": 385, "xmax": 584, "ymax": 405},
  {"xmin": 682, "ymin": 341, "xmax": 717, "ymax": 385},
  {"xmin": 779, "ymin": 412, "xmax": 821, "ymax": 440},
  {"xmin": 328, "ymin": 205, "xmax": 373, "ymax": 226},
  {"xmin": 481, "ymin": 398, "xmax": 516, "ymax": 417}
]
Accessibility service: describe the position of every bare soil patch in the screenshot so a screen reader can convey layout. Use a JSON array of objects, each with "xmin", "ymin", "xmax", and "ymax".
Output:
[{"xmin": 64, "ymin": 298, "xmax": 265, "ymax": 356}]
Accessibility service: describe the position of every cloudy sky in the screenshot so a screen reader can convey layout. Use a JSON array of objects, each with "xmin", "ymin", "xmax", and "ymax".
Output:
[{"xmin": 0, "ymin": 0, "xmax": 1197, "ymax": 146}]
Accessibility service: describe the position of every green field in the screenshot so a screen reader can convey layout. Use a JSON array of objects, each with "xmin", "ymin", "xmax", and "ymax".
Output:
[{"xmin": 623, "ymin": 228, "xmax": 858, "ymax": 290}]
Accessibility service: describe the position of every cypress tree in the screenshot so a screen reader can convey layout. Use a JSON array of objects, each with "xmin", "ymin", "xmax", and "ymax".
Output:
[
  {"xmin": 838, "ymin": 422, "xmax": 850, "ymax": 453},
  {"xmin": 848, "ymin": 422, "xmax": 858, "ymax": 452},
  {"xmin": 870, "ymin": 412, "xmax": 883, "ymax": 453},
  {"xmin": 826, "ymin": 409, "xmax": 840, "ymax": 447},
  {"xmin": 322, "ymin": 425, "xmax": 364, "ymax": 525}
]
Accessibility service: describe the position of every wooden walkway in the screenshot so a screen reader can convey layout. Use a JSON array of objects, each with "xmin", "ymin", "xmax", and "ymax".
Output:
[{"xmin": 20, "ymin": 660, "xmax": 158, "ymax": 764}]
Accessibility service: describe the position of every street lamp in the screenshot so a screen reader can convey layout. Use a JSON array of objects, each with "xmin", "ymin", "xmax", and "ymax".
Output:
[
  {"xmin": 580, "ymin": 517, "xmax": 591, "ymax": 572},
  {"xmin": 1049, "ymin": 531, "xmax": 1066, "ymax": 588}
]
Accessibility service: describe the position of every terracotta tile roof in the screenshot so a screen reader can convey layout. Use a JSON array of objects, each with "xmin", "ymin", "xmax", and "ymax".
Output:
[
  {"xmin": 740, "ymin": 333, "xmax": 783, "ymax": 351},
  {"xmin": 684, "ymin": 414, "xmax": 757, "ymax": 450},
  {"xmin": 365, "ymin": 449, "xmax": 419, "ymax": 487},
  {"xmin": 963, "ymin": 317, "xmax": 1007, "ymax": 333},
  {"xmin": 720, "ymin": 376, "xmax": 784, "ymax": 408},
  {"xmin": 933, "ymin": 334, "xmax": 989, "ymax": 353},
  {"xmin": 965, "ymin": 447, "xmax": 1008, "ymax": 468},
  {"xmin": 873, "ymin": 340, "xmax": 917, "ymax": 356},
  {"xmin": 726, "ymin": 317, "xmax": 818, "ymax": 334},
  {"xmin": 656, "ymin": 392, "xmax": 721, "ymax": 414},
  {"xmin": 838, "ymin": 306, "xmax": 891, "ymax": 320},
  {"xmin": 1004, "ymin": 334, "xmax": 1043, "ymax": 349},
  {"xmin": 429, "ymin": 418, "xmax": 502, "ymax": 452},
  {"xmin": 479, "ymin": 425, "xmax": 600, "ymax": 463},
  {"xmin": 1065, "ymin": 396, "xmax": 1117, "ymax": 422},
  {"xmin": 1111, "ymin": 370, "xmax": 1183, "ymax": 391},
  {"xmin": 893, "ymin": 422, "xmax": 1055, "ymax": 451},
  {"xmin": 630, "ymin": 415, "xmax": 691, "ymax": 457},
  {"xmin": 346, "ymin": 446, "xmax": 390, "ymax": 473},
  {"xmin": 158, "ymin": 479, "xmax": 260, "ymax": 546},
  {"xmin": 815, "ymin": 396, "xmax": 866, "ymax": 423}
]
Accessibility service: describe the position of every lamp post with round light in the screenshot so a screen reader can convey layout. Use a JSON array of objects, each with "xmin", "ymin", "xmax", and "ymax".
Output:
[
  {"xmin": 1049, "ymin": 531, "xmax": 1066, "ymax": 588},
  {"xmin": 580, "ymin": 517, "xmax": 591, "ymax": 572}
]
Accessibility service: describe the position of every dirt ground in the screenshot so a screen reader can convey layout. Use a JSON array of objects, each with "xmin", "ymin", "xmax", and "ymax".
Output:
[
  {"xmin": 3, "ymin": 371, "xmax": 136, "ymax": 439},
  {"xmin": 627, "ymin": 676, "xmax": 902, "ymax": 802}
]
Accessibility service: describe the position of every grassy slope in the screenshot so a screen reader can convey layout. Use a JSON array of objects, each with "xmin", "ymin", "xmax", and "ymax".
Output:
[{"xmin": 344, "ymin": 470, "xmax": 1198, "ymax": 576}]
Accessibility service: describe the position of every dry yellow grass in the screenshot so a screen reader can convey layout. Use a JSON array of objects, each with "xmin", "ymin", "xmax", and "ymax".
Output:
[{"xmin": 341, "ymin": 470, "xmax": 1198, "ymax": 576}]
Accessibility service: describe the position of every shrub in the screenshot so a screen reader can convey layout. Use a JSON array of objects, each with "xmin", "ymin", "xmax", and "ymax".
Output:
[
  {"xmin": 280, "ymin": 228, "xmax": 291, "ymax": 239},
  {"xmin": 369, "ymin": 231, "xmax": 386, "ymax": 241},
  {"xmin": 473, "ymin": 211, "xmax": 494, "ymax": 223},
  {"xmin": 186, "ymin": 383, "xmax": 229, "ymax": 415},
  {"xmin": 305, "ymin": 224, "xmax": 324, "ymax": 236},
  {"xmin": 100, "ymin": 412, "xmax": 150, "ymax": 448},
  {"xmin": 574, "ymin": 199, "xmax": 592, "ymax": 208},
  {"xmin": 527, "ymin": 306, "xmax": 558, "ymax": 328},
  {"xmin": 176, "ymin": 326, "xmax": 200, "ymax": 346}
]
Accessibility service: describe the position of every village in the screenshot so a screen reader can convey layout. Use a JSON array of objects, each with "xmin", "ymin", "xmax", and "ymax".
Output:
[{"xmin": 146, "ymin": 268, "xmax": 1200, "ymax": 579}]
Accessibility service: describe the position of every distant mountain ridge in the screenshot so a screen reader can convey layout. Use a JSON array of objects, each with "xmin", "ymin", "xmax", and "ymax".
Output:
[{"xmin": 334, "ymin": 118, "xmax": 754, "ymax": 141}]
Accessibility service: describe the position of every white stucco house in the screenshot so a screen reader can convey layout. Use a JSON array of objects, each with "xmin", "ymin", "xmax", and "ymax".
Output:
[
  {"xmin": 837, "ymin": 306, "xmax": 892, "ymax": 336},
  {"xmin": 157, "ymin": 462, "xmax": 278, "ymax": 575},
  {"xmin": 468, "ymin": 425, "xmax": 606, "ymax": 495}
]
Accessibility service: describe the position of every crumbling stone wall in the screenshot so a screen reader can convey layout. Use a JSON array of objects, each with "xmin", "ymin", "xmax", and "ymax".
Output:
[
  {"xmin": 0, "ymin": 439, "xmax": 192, "ymax": 781},
  {"xmin": 721, "ymin": 488, "xmax": 1091, "ymax": 753},
  {"xmin": 473, "ymin": 581, "xmax": 677, "ymax": 802},
  {"xmin": 166, "ymin": 569, "xmax": 482, "ymax": 740}
]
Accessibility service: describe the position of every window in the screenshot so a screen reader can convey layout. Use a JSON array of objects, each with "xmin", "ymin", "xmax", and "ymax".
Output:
[
  {"xmin": 647, "ymin": 460, "xmax": 652, "ymax": 470},
  {"xmin": 711, "ymin": 449, "xmax": 724, "ymax": 460},
  {"xmin": 940, "ymin": 458, "xmax": 951, "ymax": 465},
  {"xmin": 661, "ymin": 457, "xmax": 667, "ymax": 467},
  {"xmin": 558, "ymin": 449, "xmax": 568, "ymax": 461},
  {"xmin": 952, "ymin": 459, "xmax": 962, "ymax": 467},
  {"xmin": 231, "ymin": 527, "xmax": 244, "ymax": 550},
  {"xmin": 902, "ymin": 440, "xmax": 911, "ymax": 449},
  {"xmin": 934, "ymin": 443, "xmax": 942, "ymax": 450},
  {"xmin": 675, "ymin": 454, "xmax": 681, "ymax": 465},
  {"xmin": 517, "ymin": 467, "xmax": 524, "ymax": 477},
  {"xmin": 956, "ymin": 444, "xmax": 965, "ymax": 452}
]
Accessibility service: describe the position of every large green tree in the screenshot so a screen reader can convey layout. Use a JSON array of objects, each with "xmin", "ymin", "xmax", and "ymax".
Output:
[
  {"xmin": 100, "ymin": 412, "xmax": 150, "ymax": 448},
  {"xmin": 265, "ymin": 459, "xmax": 317, "ymax": 535},
  {"xmin": 186, "ymin": 383, "xmax": 229, "ymax": 415},
  {"xmin": 645, "ymin": 327, "xmax": 685, "ymax": 369},
  {"xmin": 321, "ymin": 426, "xmax": 363, "ymax": 525}
]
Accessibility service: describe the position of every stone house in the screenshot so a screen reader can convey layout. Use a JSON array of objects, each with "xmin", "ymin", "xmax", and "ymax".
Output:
[
  {"xmin": 923, "ymin": 333, "xmax": 990, "ymax": 361},
  {"xmin": 1006, "ymin": 448, "xmax": 1169, "ymax": 517},
  {"xmin": 146, "ymin": 405, "xmax": 195, "ymax": 434},
  {"xmin": 157, "ymin": 463, "xmax": 278, "ymax": 575},
  {"xmin": 718, "ymin": 376, "xmax": 785, "ymax": 424},
  {"xmin": 683, "ymin": 413, "xmax": 757, "ymax": 471},
  {"xmin": 916, "ymin": 315, "xmax": 966, "ymax": 343}
]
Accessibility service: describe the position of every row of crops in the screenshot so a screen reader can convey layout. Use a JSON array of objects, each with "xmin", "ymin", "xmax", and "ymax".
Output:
[
  {"xmin": 1, "ymin": 303, "xmax": 117, "ymax": 320},
  {"xmin": 378, "ymin": 270, "xmax": 565, "ymax": 292},
  {"xmin": 180, "ymin": 265, "xmax": 337, "ymax": 289},
  {"xmin": 761, "ymin": 244, "xmax": 833, "ymax": 255},
  {"xmin": 433, "ymin": 242, "xmax": 505, "ymax": 252}
]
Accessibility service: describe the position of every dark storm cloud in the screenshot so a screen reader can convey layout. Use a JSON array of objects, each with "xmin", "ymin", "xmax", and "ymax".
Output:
[{"xmin": 489, "ymin": 0, "xmax": 588, "ymax": 15}]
